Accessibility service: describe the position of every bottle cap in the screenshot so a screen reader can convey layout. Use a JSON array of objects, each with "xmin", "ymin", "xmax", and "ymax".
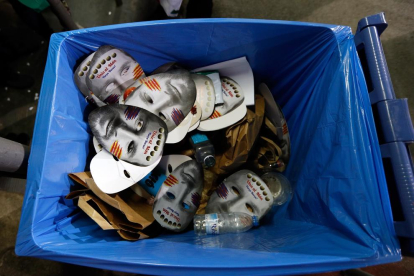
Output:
[
  {"xmin": 204, "ymin": 155, "xmax": 216, "ymax": 168},
  {"xmin": 252, "ymin": 215, "xmax": 259, "ymax": 227}
]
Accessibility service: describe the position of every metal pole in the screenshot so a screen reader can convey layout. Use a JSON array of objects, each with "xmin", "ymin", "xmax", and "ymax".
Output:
[
  {"xmin": 46, "ymin": 0, "xmax": 78, "ymax": 31},
  {"xmin": 0, "ymin": 137, "xmax": 29, "ymax": 173}
]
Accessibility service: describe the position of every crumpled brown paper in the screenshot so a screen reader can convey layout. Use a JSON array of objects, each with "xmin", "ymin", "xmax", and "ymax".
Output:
[
  {"xmin": 66, "ymin": 172, "xmax": 161, "ymax": 241},
  {"xmin": 196, "ymin": 169, "xmax": 218, "ymax": 215},
  {"xmin": 211, "ymin": 94, "xmax": 265, "ymax": 175},
  {"xmin": 252, "ymin": 117, "xmax": 286, "ymax": 172}
]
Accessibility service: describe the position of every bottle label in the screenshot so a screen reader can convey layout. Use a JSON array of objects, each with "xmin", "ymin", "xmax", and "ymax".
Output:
[
  {"xmin": 191, "ymin": 133, "xmax": 209, "ymax": 144},
  {"xmin": 205, "ymin": 213, "xmax": 219, "ymax": 235}
]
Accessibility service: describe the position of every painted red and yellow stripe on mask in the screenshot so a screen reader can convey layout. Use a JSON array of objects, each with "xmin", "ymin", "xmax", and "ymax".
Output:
[
  {"xmin": 139, "ymin": 77, "xmax": 161, "ymax": 91},
  {"xmin": 209, "ymin": 110, "xmax": 221, "ymax": 119},
  {"xmin": 133, "ymin": 64, "xmax": 144, "ymax": 80},
  {"xmin": 164, "ymin": 174, "xmax": 178, "ymax": 187},
  {"xmin": 282, "ymin": 123, "xmax": 288, "ymax": 135},
  {"xmin": 110, "ymin": 140, "xmax": 122, "ymax": 159}
]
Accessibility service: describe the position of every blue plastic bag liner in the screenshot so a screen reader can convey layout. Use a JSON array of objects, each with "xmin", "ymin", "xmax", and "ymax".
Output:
[{"xmin": 16, "ymin": 19, "xmax": 400, "ymax": 275}]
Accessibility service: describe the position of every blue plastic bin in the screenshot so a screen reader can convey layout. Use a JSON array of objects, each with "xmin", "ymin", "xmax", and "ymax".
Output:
[{"xmin": 16, "ymin": 15, "xmax": 406, "ymax": 275}]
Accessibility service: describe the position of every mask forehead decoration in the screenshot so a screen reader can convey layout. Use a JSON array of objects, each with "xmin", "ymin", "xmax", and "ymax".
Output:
[
  {"xmin": 205, "ymin": 170, "xmax": 274, "ymax": 219},
  {"xmin": 153, "ymin": 160, "xmax": 204, "ymax": 232},
  {"xmin": 212, "ymin": 77, "xmax": 244, "ymax": 118},
  {"xmin": 74, "ymin": 52, "xmax": 95, "ymax": 98},
  {"xmin": 74, "ymin": 52, "xmax": 106, "ymax": 107},
  {"xmin": 191, "ymin": 74, "xmax": 215, "ymax": 120},
  {"xmin": 86, "ymin": 45, "xmax": 145, "ymax": 104},
  {"xmin": 88, "ymin": 104, "xmax": 168, "ymax": 167}
]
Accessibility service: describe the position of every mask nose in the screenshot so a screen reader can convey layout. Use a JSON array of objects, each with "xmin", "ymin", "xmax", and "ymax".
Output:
[{"xmin": 116, "ymin": 127, "xmax": 136, "ymax": 144}]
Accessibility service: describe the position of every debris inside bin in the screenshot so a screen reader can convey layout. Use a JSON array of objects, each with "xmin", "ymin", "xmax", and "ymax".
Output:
[{"xmin": 67, "ymin": 45, "xmax": 292, "ymax": 240}]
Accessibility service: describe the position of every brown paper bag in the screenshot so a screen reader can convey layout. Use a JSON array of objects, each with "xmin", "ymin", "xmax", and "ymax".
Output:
[
  {"xmin": 67, "ymin": 172, "xmax": 160, "ymax": 240},
  {"xmin": 77, "ymin": 193, "xmax": 148, "ymax": 241},
  {"xmin": 212, "ymin": 94, "xmax": 265, "ymax": 175},
  {"xmin": 251, "ymin": 117, "xmax": 286, "ymax": 172},
  {"xmin": 196, "ymin": 169, "xmax": 219, "ymax": 215}
]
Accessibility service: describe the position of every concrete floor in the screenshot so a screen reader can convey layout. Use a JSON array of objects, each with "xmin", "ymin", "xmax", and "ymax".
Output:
[{"xmin": 1, "ymin": 0, "xmax": 414, "ymax": 275}]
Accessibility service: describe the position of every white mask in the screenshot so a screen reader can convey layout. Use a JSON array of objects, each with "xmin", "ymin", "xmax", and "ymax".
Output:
[
  {"xmin": 88, "ymin": 104, "xmax": 167, "ymax": 166},
  {"xmin": 153, "ymin": 160, "xmax": 204, "ymax": 232},
  {"xmin": 74, "ymin": 52, "xmax": 106, "ymax": 107},
  {"xmin": 210, "ymin": 77, "xmax": 244, "ymax": 118},
  {"xmin": 86, "ymin": 45, "xmax": 145, "ymax": 104},
  {"xmin": 197, "ymin": 77, "xmax": 247, "ymax": 131},
  {"xmin": 205, "ymin": 170, "xmax": 273, "ymax": 219},
  {"xmin": 124, "ymin": 69, "xmax": 197, "ymax": 132},
  {"xmin": 91, "ymin": 149, "xmax": 161, "ymax": 194},
  {"xmin": 191, "ymin": 74, "xmax": 215, "ymax": 120}
]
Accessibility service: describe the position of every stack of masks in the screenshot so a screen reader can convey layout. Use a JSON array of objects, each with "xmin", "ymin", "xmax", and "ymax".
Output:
[{"xmin": 70, "ymin": 45, "xmax": 290, "ymax": 238}]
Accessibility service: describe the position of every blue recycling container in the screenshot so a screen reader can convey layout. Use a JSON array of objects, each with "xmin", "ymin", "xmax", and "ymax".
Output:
[{"xmin": 16, "ymin": 15, "xmax": 408, "ymax": 275}]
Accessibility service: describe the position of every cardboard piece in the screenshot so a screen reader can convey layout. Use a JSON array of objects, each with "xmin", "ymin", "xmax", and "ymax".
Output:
[
  {"xmin": 211, "ymin": 94, "xmax": 265, "ymax": 175},
  {"xmin": 193, "ymin": 57, "xmax": 255, "ymax": 106}
]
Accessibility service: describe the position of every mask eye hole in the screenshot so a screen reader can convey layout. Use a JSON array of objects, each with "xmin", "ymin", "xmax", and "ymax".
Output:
[
  {"xmin": 166, "ymin": 192, "xmax": 175, "ymax": 200},
  {"xmin": 182, "ymin": 202, "xmax": 190, "ymax": 209},
  {"xmin": 127, "ymin": 141, "xmax": 135, "ymax": 153},
  {"xmin": 121, "ymin": 66, "xmax": 130, "ymax": 76},
  {"xmin": 167, "ymin": 164, "xmax": 173, "ymax": 173},
  {"xmin": 144, "ymin": 93, "xmax": 153, "ymax": 104},
  {"xmin": 232, "ymin": 186, "xmax": 240, "ymax": 196},
  {"xmin": 106, "ymin": 83, "xmax": 116, "ymax": 92},
  {"xmin": 159, "ymin": 112, "xmax": 167, "ymax": 121},
  {"xmin": 136, "ymin": 121, "xmax": 143, "ymax": 131},
  {"xmin": 113, "ymin": 155, "xmax": 119, "ymax": 161},
  {"xmin": 245, "ymin": 203, "xmax": 253, "ymax": 213}
]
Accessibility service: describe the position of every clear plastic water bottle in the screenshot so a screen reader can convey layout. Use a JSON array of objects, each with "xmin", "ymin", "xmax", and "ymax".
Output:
[
  {"xmin": 189, "ymin": 132, "xmax": 216, "ymax": 168},
  {"xmin": 260, "ymin": 171, "xmax": 293, "ymax": 206},
  {"xmin": 194, "ymin": 212, "xmax": 259, "ymax": 235}
]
